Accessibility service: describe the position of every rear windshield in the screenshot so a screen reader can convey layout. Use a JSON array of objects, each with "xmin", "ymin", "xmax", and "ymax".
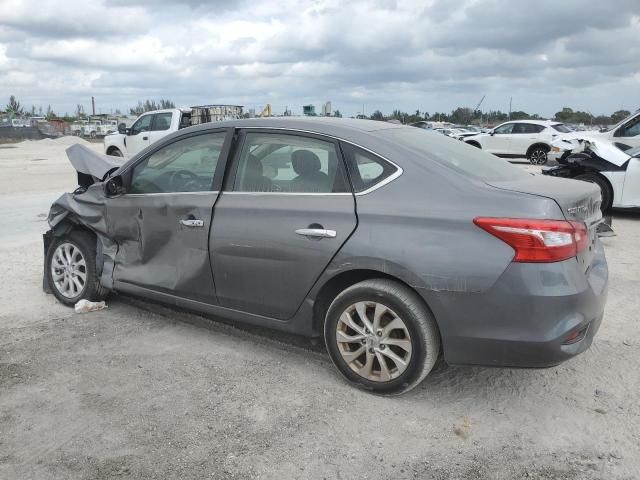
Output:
[{"xmin": 379, "ymin": 128, "xmax": 530, "ymax": 181}]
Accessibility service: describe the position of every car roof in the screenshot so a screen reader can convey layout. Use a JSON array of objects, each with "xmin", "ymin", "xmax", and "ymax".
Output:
[{"xmin": 186, "ymin": 116, "xmax": 406, "ymax": 138}]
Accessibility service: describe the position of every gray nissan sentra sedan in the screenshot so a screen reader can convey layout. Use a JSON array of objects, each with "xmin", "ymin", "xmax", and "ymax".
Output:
[{"xmin": 44, "ymin": 117, "xmax": 608, "ymax": 394}]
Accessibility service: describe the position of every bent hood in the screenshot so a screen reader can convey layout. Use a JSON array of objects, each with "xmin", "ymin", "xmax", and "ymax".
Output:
[
  {"xmin": 66, "ymin": 144, "xmax": 125, "ymax": 180},
  {"xmin": 550, "ymin": 136, "xmax": 631, "ymax": 167}
]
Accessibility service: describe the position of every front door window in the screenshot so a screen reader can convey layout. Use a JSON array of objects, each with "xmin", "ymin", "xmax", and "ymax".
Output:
[
  {"xmin": 494, "ymin": 123, "xmax": 514, "ymax": 135},
  {"xmin": 129, "ymin": 132, "xmax": 225, "ymax": 193},
  {"xmin": 130, "ymin": 115, "xmax": 152, "ymax": 136}
]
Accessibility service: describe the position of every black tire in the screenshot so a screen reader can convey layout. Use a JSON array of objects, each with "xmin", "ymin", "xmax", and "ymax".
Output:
[
  {"xmin": 324, "ymin": 279, "xmax": 440, "ymax": 395},
  {"xmin": 45, "ymin": 230, "xmax": 109, "ymax": 307},
  {"xmin": 527, "ymin": 145, "xmax": 549, "ymax": 165},
  {"xmin": 107, "ymin": 147, "xmax": 123, "ymax": 157},
  {"xmin": 575, "ymin": 173, "xmax": 613, "ymax": 212}
]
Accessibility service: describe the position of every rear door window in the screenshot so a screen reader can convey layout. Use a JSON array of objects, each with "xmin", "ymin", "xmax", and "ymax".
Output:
[{"xmin": 232, "ymin": 132, "xmax": 350, "ymax": 193}]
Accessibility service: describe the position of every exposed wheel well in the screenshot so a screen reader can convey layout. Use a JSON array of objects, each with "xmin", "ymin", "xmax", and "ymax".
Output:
[
  {"xmin": 526, "ymin": 143, "xmax": 550, "ymax": 156},
  {"xmin": 106, "ymin": 146, "xmax": 121, "ymax": 155},
  {"xmin": 575, "ymin": 171, "xmax": 614, "ymax": 210},
  {"xmin": 312, "ymin": 269, "xmax": 438, "ymax": 338}
]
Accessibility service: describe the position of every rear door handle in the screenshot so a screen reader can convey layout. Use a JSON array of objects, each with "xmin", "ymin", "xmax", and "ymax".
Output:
[
  {"xmin": 142, "ymin": 136, "xmax": 149, "ymax": 140},
  {"xmin": 180, "ymin": 219, "xmax": 204, "ymax": 228},
  {"xmin": 295, "ymin": 228, "xmax": 336, "ymax": 238}
]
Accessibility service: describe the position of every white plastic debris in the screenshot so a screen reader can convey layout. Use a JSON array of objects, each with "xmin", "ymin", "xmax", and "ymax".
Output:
[{"xmin": 74, "ymin": 299, "xmax": 107, "ymax": 314}]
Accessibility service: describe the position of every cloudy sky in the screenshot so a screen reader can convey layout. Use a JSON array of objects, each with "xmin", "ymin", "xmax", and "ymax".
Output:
[{"xmin": 1, "ymin": 0, "xmax": 639, "ymax": 117}]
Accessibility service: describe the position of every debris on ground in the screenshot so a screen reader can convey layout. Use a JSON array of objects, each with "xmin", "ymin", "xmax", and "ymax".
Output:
[{"xmin": 74, "ymin": 299, "xmax": 107, "ymax": 314}]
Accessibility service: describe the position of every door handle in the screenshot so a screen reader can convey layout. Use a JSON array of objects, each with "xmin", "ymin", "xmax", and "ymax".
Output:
[
  {"xmin": 295, "ymin": 228, "xmax": 337, "ymax": 238},
  {"xmin": 180, "ymin": 219, "xmax": 204, "ymax": 228},
  {"xmin": 142, "ymin": 136, "xmax": 149, "ymax": 140}
]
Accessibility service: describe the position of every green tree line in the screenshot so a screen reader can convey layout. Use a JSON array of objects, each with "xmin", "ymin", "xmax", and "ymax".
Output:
[
  {"xmin": 365, "ymin": 106, "xmax": 633, "ymax": 126},
  {"xmin": 4, "ymin": 94, "xmax": 634, "ymax": 126}
]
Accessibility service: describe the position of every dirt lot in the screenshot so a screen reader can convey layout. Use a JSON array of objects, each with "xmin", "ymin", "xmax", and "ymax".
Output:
[{"xmin": 1, "ymin": 138, "xmax": 639, "ymax": 479}]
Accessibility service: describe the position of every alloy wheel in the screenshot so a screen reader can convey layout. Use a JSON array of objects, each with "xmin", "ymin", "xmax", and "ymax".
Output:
[
  {"xmin": 529, "ymin": 149, "xmax": 547, "ymax": 165},
  {"xmin": 335, "ymin": 301, "xmax": 413, "ymax": 382},
  {"xmin": 51, "ymin": 242, "xmax": 87, "ymax": 299}
]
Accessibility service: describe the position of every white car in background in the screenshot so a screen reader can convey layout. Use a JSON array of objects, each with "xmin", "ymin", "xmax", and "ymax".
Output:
[
  {"xmin": 450, "ymin": 126, "xmax": 482, "ymax": 140},
  {"xmin": 435, "ymin": 127, "xmax": 468, "ymax": 138},
  {"xmin": 543, "ymin": 137, "xmax": 640, "ymax": 211},
  {"xmin": 550, "ymin": 109, "xmax": 640, "ymax": 163},
  {"xmin": 464, "ymin": 120, "xmax": 571, "ymax": 164}
]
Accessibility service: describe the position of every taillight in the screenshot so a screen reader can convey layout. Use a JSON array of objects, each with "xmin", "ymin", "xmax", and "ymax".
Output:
[{"xmin": 474, "ymin": 217, "xmax": 588, "ymax": 263}]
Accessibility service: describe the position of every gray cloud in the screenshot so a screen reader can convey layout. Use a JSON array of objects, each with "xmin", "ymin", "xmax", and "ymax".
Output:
[{"xmin": 0, "ymin": 0, "xmax": 639, "ymax": 117}]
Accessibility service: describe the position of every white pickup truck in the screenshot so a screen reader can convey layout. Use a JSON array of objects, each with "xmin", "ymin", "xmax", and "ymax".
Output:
[{"xmin": 104, "ymin": 108, "xmax": 192, "ymax": 157}]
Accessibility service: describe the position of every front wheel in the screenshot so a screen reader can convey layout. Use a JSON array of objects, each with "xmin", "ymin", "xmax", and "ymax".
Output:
[
  {"xmin": 324, "ymin": 279, "xmax": 441, "ymax": 395},
  {"xmin": 45, "ymin": 230, "xmax": 108, "ymax": 306}
]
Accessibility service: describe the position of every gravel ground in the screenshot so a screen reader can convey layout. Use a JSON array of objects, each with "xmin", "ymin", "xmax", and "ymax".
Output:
[{"xmin": 1, "ymin": 139, "xmax": 639, "ymax": 479}]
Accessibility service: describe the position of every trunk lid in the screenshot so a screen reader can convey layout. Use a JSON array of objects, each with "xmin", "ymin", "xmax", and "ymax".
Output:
[{"xmin": 485, "ymin": 174, "xmax": 602, "ymax": 272}]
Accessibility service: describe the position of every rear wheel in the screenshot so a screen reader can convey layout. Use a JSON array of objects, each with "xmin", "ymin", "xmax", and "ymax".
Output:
[
  {"xmin": 575, "ymin": 173, "xmax": 613, "ymax": 212},
  {"xmin": 45, "ymin": 230, "xmax": 108, "ymax": 306},
  {"xmin": 324, "ymin": 279, "xmax": 440, "ymax": 395},
  {"xmin": 527, "ymin": 145, "xmax": 549, "ymax": 165}
]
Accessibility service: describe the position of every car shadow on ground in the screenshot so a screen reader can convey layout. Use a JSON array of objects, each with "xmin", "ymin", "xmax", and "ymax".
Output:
[{"xmin": 116, "ymin": 294, "xmax": 572, "ymax": 401}]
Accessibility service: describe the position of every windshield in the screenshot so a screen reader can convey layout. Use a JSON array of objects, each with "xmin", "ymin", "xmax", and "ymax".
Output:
[
  {"xmin": 603, "ymin": 111, "xmax": 639, "ymax": 132},
  {"xmin": 379, "ymin": 128, "xmax": 530, "ymax": 181},
  {"xmin": 552, "ymin": 124, "xmax": 571, "ymax": 133}
]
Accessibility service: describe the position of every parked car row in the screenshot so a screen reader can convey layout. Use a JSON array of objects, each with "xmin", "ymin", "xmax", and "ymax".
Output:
[{"xmin": 70, "ymin": 119, "xmax": 120, "ymax": 138}]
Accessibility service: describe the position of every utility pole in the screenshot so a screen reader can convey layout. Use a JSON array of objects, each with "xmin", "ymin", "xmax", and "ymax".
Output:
[
  {"xmin": 91, "ymin": 96, "xmax": 96, "ymax": 116},
  {"xmin": 508, "ymin": 97, "xmax": 512, "ymax": 120}
]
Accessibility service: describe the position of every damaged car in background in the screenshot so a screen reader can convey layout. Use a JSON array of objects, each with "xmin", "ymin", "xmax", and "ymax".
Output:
[
  {"xmin": 43, "ymin": 118, "xmax": 608, "ymax": 394},
  {"xmin": 543, "ymin": 136, "xmax": 640, "ymax": 211}
]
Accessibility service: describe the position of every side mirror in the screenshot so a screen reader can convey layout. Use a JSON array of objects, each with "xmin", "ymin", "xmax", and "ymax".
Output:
[
  {"xmin": 490, "ymin": 130, "xmax": 495, "ymax": 136},
  {"xmin": 105, "ymin": 175, "xmax": 125, "ymax": 196},
  {"xmin": 117, "ymin": 123, "xmax": 127, "ymax": 134}
]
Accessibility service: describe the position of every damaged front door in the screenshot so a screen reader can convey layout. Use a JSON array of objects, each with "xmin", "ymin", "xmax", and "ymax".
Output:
[{"xmin": 105, "ymin": 130, "xmax": 231, "ymax": 303}]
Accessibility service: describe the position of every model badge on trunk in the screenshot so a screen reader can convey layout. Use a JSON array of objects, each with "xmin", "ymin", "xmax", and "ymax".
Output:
[{"xmin": 567, "ymin": 204, "xmax": 588, "ymax": 215}]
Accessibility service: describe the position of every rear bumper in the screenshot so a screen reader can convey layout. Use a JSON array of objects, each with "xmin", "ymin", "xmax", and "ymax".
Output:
[{"xmin": 431, "ymin": 241, "xmax": 608, "ymax": 368}]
